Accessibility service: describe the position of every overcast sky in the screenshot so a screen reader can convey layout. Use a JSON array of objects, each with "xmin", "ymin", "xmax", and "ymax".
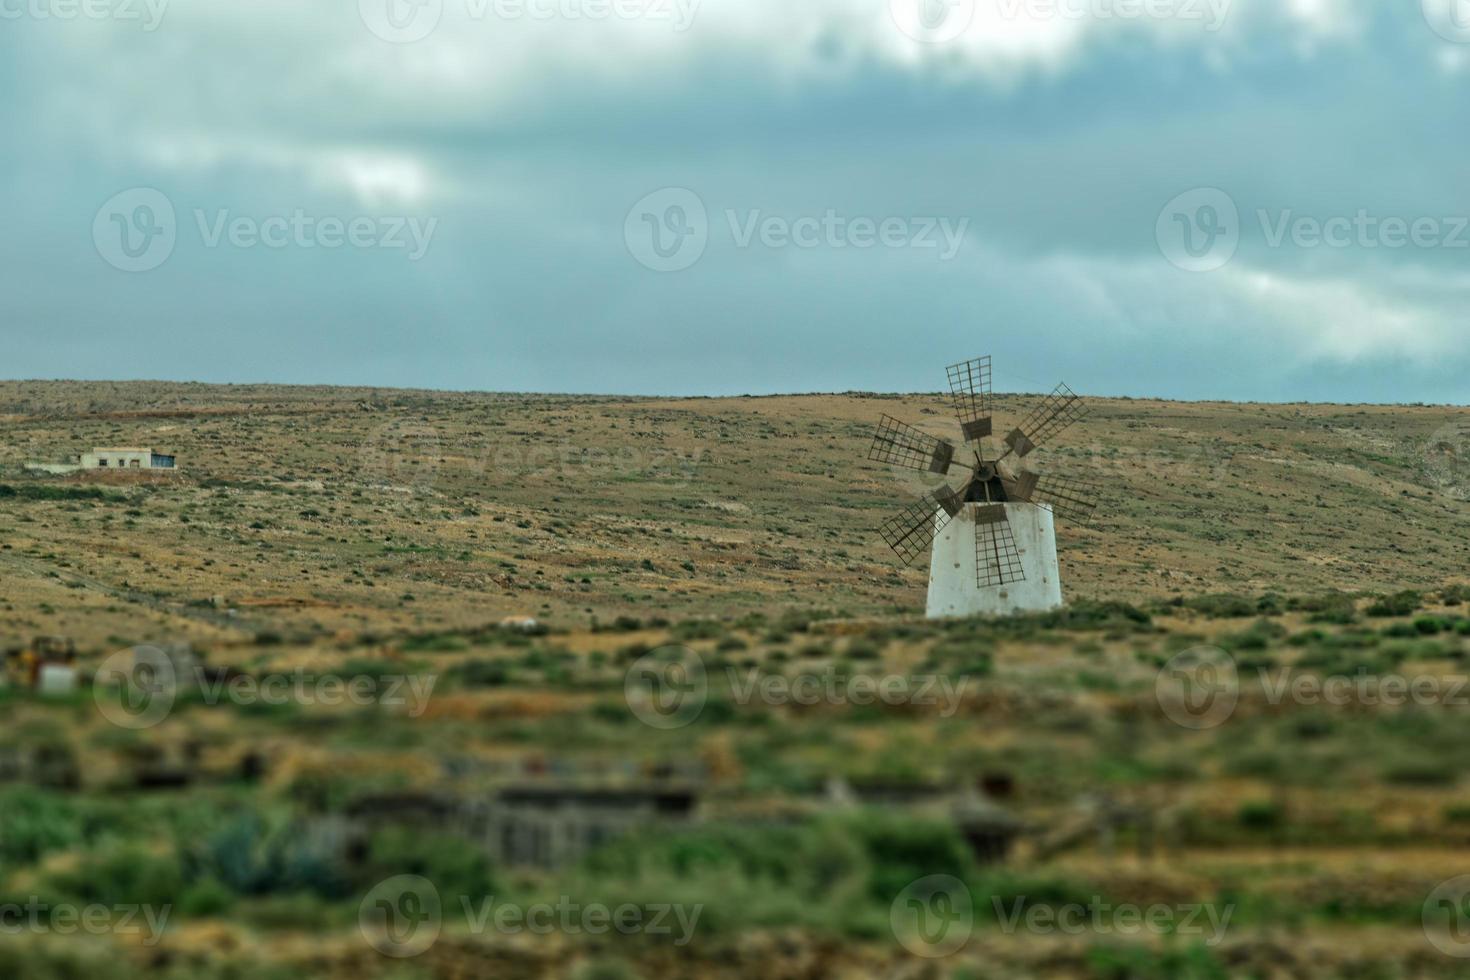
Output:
[{"xmin": 3, "ymin": 0, "xmax": 1469, "ymax": 402}]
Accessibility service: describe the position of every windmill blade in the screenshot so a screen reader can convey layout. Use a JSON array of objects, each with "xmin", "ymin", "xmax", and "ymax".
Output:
[
  {"xmin": 868, "ymin": 415, "xmax": 957, "ymax": 474},
  {"xmin": 1032, "ymin": 474, "xmax": 1101, "ymax": 524},
  {"xmin": 879, "ymin": 487, "xmax": 964, "ymax": 565},
  {"xmin": 946, "ymin": 356, "xmax": 993, "ymax": 443},
  {"xmin": 1002, "ymin": 468, "xmax": 1041, "ymax": 502},
  {"xmin": 1003, "ymin": 382, "xmax": 1087, "ymax": 457},
  {"xmin": 974, "ymin": 504, "xmax": 1025, "ymax": 587}
]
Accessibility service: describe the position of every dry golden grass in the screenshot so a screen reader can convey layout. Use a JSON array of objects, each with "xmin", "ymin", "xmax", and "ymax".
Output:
[{"xmin": 0, "ymin": 381, "xmax": 1464, "ymax": 651}]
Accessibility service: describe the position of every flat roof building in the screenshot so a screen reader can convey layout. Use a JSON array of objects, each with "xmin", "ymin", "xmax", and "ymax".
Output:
[{"xmin": 80, "ymin": 448, "xmax": 176, "ymax": 470}]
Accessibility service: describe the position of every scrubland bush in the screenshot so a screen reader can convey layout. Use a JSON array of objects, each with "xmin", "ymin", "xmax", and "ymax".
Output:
[
  {"xmin": 571, "ymin": 813, "xmax": 973, "ymax": 937},
  {"xmin": 1366, "ymin": 590, "xmax": 1422, "ymax": 617}
]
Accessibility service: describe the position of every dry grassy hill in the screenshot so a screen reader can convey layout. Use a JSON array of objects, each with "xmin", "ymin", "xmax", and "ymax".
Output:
[
  {"xmin": 0, "ymin": 381, "xmax": 1465, "ymax": 650},
  {"xmin": 2, "ymin": 381, "xmax": 1470, "ymax": 979}
]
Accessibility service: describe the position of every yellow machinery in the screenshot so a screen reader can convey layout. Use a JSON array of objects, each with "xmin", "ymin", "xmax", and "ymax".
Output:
[{"xmin": 4, "ymin": 636, "xmax": 76, "ymax": 689}]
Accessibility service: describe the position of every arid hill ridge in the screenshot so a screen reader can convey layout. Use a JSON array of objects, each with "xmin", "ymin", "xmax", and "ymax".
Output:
[{"xmin": 0, "ymin": 381, "xmax": 1465, "ymax": 649}]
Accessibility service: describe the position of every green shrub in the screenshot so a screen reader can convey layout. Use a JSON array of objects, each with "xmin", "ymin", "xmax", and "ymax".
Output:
[
  {"xmin": 572, "ymin": 813, "xmax": 971, "ymax": 937},
  {"xmin": 1316, "ymin": 630, "xmax": 1381, "ymax": 650},
  {"xmin": 1414, "ymin": 616, "xmax": 1451, "ymax": 635},
  {"xmin": 46, "ymin": 843, "xmax": 185, "ymax": 909},
  {"xmin": 671, "ymin": 619, "xmax": 725, "ymax": 642},
  {"xmin": 362, "ymin": 826, "xmax": 497, "ymax": 898},
  {"xmin": 517, "ymin": 646, "xmax": 576, "ymax": 677},
  {"xmin": 402, "ymin": 633, "xmax": 469, "ymax": 653},
  {"xmin": 1224, "ymin": 752, "xmax": 1285, "ymax": 780},
  {"xmin": 1047, "ymin": 601, "xmax": 1153, "ymax": 630},
  {"xmin": 449, "ymin": 658, "xmax": 510, "ymax": 687},
  {"xmin": 178, "ymin": 876, "xmax": 237, "ymax": 917},
  {"xmin": 843, "ymin": 811, "xmax": 976, "ymax": 903},
  {"xmin": 0, "ymin": 484, "xmax": 117, "ymax": 502},
  {"xmin": 335, "ymin": 658, "xmax": 414, "ymax": 684},
  {"xmin": 1291, "ymin": 715, "xmax": 1336, "ymax": 740},
  {"xmin": 1221, "ymin": 619, "xmax": 1286, "ymax": 651},
  {"xmin": 574, "ymin": 819, "xmax": 868, "ymax": 934},
  {"xmin": 0, "ymin": 788, "xmax": 85, "ymax": 865},
  {"xmin": 0, "ymin": 944, "xmax": 178, "ymax": 980},
  {"xmin": 1237, "ymin": 800, "xmax": 1282, "ymax": 830},
  {"xmin": 1086, "ymin": 942, "xmax": 1231, "ymax": 980},
  {"xmin": 235, "ymin": 893, "xmax": 340, "ymax": 932},
  {"xmin": 182, "ymin": 812, "xmax": 350, "ymax": 900},
  {"xmin": 1291, "ymin": 591, "xmax": 1359, "ymax": 624},
  {"xmin": 974, "ymin": 871, "xmax": 1100, "ymax": 922},
  {"xmin": 1366, "ymin": 590, "xmax": 1422, "ymax": 617},
  {"xmin": 1382, "ymin": 760, "xmax": 1457, "ymax": 787},
  {"xmin": 1183, "ymin": 594, "xmax": 1258, "ymax": 618},
  {"xmin": 924, "ymin": 639, "xmax": 993, "ymax": 677}
]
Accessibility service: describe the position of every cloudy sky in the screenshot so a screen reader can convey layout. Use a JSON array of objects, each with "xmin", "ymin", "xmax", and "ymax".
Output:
[{"xmin": 4, "ymin": 0, "xmax": 1469, "ymax": 401}]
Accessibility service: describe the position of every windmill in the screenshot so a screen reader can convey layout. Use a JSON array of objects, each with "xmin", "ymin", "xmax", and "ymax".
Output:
[{"xmin": 868, "ymin": 356, "xmax": 1098, "ymax": 618}]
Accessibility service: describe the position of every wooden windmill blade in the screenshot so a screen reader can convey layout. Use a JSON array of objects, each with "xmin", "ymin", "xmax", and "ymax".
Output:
[
  {"xmin": 878, "ymin": 486, "xmax": 965, "ymax": 565},
  {"xmin": 1001, "ymin": 466, "xmax": 1101, "ymax": 523},
  {"xmin": 868, "ymin": 414, "xmax": 958, "ymax": 475},
  {"xmin": 1030, "ymin": 473, "xmax": 1102, "ymax": 524},
  {"xmin": 973, "ymin": 503, "xmax": 1026, "ymax": 587},
  {"xmin": 946, "ymin": 355, "xmax": 994, "ymax": 444},
  {"xmin": 1003, "ymin": 382, "xmax": 1087, "ymax": 458}
]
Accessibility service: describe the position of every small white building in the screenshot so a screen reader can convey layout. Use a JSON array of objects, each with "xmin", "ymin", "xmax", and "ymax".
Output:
[{"xmin": 79, "ymin": 447, "xmax": 176, "ymax": 470}]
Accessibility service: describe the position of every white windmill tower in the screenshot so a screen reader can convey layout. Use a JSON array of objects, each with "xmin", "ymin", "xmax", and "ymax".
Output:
[{"xmin": 868, "ymin": 356, "xmax": 1098, "ymax": 619}]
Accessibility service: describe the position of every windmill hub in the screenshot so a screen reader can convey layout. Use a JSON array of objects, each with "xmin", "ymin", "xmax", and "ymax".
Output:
[{"xmin": 868, "ymin": 356, "xmax": 1099, "ymax": 619}]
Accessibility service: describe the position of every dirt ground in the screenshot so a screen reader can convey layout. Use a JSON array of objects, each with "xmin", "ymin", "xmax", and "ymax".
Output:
[{"xmin": 0, "ymin": 381, "xmax": 1464, "ymax": 651}]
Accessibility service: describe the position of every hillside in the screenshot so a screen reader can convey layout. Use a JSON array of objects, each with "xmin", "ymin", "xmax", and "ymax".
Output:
[
  {"xmin": 2, "ymin": 381, "xmax": 1470, "ymax": 978},
  {"xmin": 0, "ymin": 381, "xmax": 1465, "ymax": 650}
]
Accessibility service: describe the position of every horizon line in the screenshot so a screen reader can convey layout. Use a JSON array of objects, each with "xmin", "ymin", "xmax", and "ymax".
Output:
[{"xmin": 0, "ymin": 377, "xmax": 1465, "ymax": 409}]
